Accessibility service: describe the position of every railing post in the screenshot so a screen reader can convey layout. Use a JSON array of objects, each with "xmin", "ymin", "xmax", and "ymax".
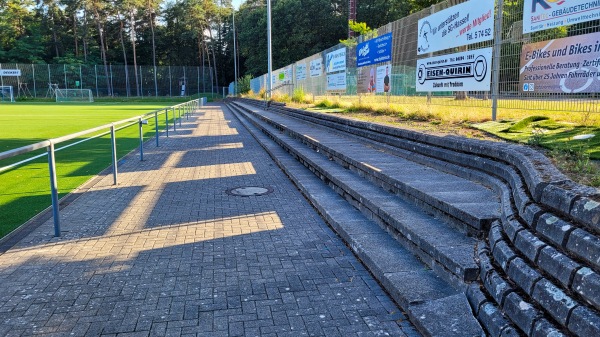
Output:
[
  {"xmin": 173, "ymin": 108, "xmax": 177, "ymax": 132},
  {"xmin": 165, "ymin": 108, "xmax": 169, "ymax": 137},
  {"xmin": 179, "ymin": 106, "xmax": 182, "ymax": 127},
  {"xmin": 138, "ymin": 118, "xmax": 144, "ymax": 161},
  {"xmin": 110, "ymin": 124, "xmax": 118, "ymax": 185},
  {"xmin": 155, "ymin": 111, "xmax": 159, "ymax": 147},
  {"xmin": 47, "ymin": 141, "xmax": 61, "ymax": 237}
]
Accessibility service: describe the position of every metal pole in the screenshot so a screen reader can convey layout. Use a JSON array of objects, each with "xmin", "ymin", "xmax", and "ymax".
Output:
[
  {"xmin": 47, "ymin": 142, "xmax": 61, "ymax": 237},
  {"xmin": 267, "ymin": 0, "xmax": 273, "ymax": 100},
  {"xmin": 169, "ymin": 65, "xmax": 172, "ymax": 97},
  {"xmin": 491, "ymin": 0, "xmax": 504, "ymax": 121},
  {"xmin": 173, "ymin": 108, "xmax": 177, "ymax": 132},
  {"xmin": 64, "ymin": 64, "xmax": 67, "ymax": 89},
  {"xmin": 140, "ymin": 66, "xmax": 143, "ymax": 97},
  {"xmin": 32, "ymin": 64, "xmax": 37, "ymax": 98},
  {"xmin": 165, "ymin": 108, "xmax": 169, "ymax": 137},
  {"xmin": 138, "ymin": 118, "xmax": 144, "ymax": 161},
  {"xmin": 79, "ymin": 65, "xmax": 83, "ymax": 90},
  {"xmin": 155, "ymin": 111, "xmax": 160, "ymax": 147},
  {"xmin": 233, "ymin": 10, "xmax": 238, "ymax": 96},
  {"xmin": 110, "ymin": 125, "xmax": 118, "ymax": 185},
  {"xmin": 110, "ymin": 64, "xmax": 114, "ymax": 96},
  {"xmin": 95, "ymin": 65, "xmax": 99, "ymax": 97},
  {"xmin": 179, "ymin": 106, "xmax": 182, "ymax": 126}
]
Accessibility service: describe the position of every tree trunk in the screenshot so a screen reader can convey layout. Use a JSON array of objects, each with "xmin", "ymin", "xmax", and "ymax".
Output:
[
  {"xmin": 204, "ymin": 41, "xmax": 214, "ymax": 94},
  {"xmin": 148, "ymin": 3, "xmax": 158, "ymax": 96},
  {"xmin": 51, "ymin": 11, "xmax": 60, "ymax": 58},
  {"xmin": 91, "ymin": 4, "xmax": 111, "ymax": 96},
  {"xmin": 208, "ymin": 27, "xmax": 218, "ymax": 90},
  {"xmin": 73, "ymin": 13, "xmax": 79, "ymax": 57},
  {"xmin": 129, "ymin": 10, "xmax": 140, "ymax": 96},
  {"xmin": 118, "ymin": 14, "xmax": 130, "ymax": 97}
]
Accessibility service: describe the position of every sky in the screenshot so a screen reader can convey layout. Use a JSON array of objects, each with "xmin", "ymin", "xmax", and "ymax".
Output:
[{"xmin": 232, "ymin": 0, "xmax": 244, "ymax": 9}]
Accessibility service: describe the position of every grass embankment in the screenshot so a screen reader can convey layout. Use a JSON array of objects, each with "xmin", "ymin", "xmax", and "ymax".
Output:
[
  {"xmin": 0, "ymin": 101, "xmax": 182, "ymax": 238},
  {"xmin": 252, "ymin": 90, "xmax": 600, "ymax": 187}
]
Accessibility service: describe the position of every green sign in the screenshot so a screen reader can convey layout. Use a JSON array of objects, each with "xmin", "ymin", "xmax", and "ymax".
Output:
[
  {"xmin": 278, "ymin": 73, "xmax": 285, "ymax": 81},
  {"xmin": 75, "ymin": 81, "xmax": 80, "ymax": 87}
]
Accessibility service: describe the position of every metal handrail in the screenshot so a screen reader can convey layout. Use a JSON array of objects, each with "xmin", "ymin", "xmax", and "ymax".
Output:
[{"xmin": 0, "ymin": 98, "xmax": 202, "ymax": 237}]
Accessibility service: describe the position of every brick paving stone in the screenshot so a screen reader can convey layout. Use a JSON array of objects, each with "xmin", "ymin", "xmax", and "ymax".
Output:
[{"xmin": 0, "ymin": 104, "xmax": 419, "ymax": 336}]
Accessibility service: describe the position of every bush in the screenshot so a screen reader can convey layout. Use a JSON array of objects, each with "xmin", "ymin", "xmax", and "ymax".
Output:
[{"xmin": 292, "ymin": 87, "xmax": 306, "ymax": 103}]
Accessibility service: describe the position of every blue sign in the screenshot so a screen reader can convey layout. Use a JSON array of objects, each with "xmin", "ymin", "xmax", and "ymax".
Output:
[{"xmin": 356, "ymin": 33, "xmax": 393, "ymax": 68}]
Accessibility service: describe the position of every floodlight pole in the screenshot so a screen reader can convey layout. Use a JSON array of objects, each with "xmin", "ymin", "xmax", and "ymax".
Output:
[
  {"xmin": 267, "ymin": 0, "xmax": 273, "ymax": 100},
  {"xmin": 233, "ymin": 10, "xmax": 238, "ymax": 96}
]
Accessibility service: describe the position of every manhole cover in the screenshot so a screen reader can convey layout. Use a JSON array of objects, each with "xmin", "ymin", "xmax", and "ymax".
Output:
[{"xmin": 227, "ymin": 186, "xmax": 273, "ymax": 197}]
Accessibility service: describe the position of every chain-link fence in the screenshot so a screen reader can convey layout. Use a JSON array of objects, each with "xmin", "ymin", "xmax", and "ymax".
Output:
[
  {"xmin": 0, "ymin": 64, "xmax": 215, "ymax": 98},
  {"xmin": 249, "ymin": 0, "xmax": 600, "ymax": 119}
]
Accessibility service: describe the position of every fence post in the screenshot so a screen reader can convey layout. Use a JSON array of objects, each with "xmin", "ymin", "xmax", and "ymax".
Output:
[
  {"xmin": 64, "ymin": 64, "xmax": 67, "ymax": 89},
  {"xmin": 138, "ymin": 118, "xmax": 144, "ymax": 161},
  {"xmin": 179, "ymin": 106, "xmax": 182, "ymax": 127},
  {"xmin": 155, "ymin": 111, "xmax": 160, "ymax": 147},
  {"xmin": 491, "ymin": 0, "xmax": 504, "ymax": 121},
  {"xmin": 110, "ymin": 124, "xmax": 118, "ymax": 185},
  {"xmin": 95, "ymin": 65, "xmax": 99, "ymax": 97},
  {"xmin": 165, "ymin": 108, "xmax": 169, "ymax": 137},
  {"xmin": 32, "ymin": 64, "xmax": 37, "ymax": 98},
  {"xmin": 47, "ymin": 141, "xmax": 61, "ymax": 237}
]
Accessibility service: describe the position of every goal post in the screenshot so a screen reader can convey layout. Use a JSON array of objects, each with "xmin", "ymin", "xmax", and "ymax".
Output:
[
  {"xmin": 55, "ymin": 89, "xmax": 94, "ymax": 102},
  {"xmin": 0, "ymin": 86, "xmax": 15, "ymax": 102}
]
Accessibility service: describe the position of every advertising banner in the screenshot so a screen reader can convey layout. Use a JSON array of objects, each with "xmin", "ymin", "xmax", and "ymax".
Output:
[
  {"xmin": 417, "ymin": 0, "xmax": 494, "ymax": 55},
  {"xmin": 326, "ymin": 48, "xmax": 346, "ymax": 74},
  {"xmin": 523, "ymin": 0, "xmax": 600, "ymax": 34},
  {"xmin": 327, "ymin": 72, "xmax": 347, "ymax": 91},
  {"xmin": 310, "ymin": 59, "xmax": 323, "ymax": 77},
  {"xmin": 416, "ymin": 47, "xmax": 493, "ymax": 91},
  {"xmin": 357, "ymin": 63, "xmax": 391, "ymax": 93},
  {"xmin": 519, "ymin": 32, "xmax": 600, "ymax": 93},
  {"xmin": 0, "ymin": 69, "xmax": 21, "ymax": 76},
  {"xmin": 356, "ymin": 33, "xmax": 393, "ymax": 67},
  {"xmin": 296, "ymin": 63, "xmax": 307, "ymax": 81}
]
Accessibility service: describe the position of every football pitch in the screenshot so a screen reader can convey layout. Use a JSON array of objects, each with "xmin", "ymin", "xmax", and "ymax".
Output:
[{"xmin": 0, "ymin": 102, "xmax": 183, "ymax": 238}]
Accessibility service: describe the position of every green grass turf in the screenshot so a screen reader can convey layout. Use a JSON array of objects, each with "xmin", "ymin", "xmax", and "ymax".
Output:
[{"xmin": 0, "ymin": 102, "xmax": 183, "ymax": 238}]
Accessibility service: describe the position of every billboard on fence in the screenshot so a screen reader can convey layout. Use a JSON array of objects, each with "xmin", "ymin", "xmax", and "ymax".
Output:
[
  {"xmin": 327, "ymin": 72, "xmax": 347, "ymax": 91},
  {"xmin": 417, "ymin": 0, "xmax": 494, "ymax": 55},
  {"xmin": 310, "ymin": 58, "xmax": 323, "ymax": 77},
  {"xmin": 523, "ymin": 0, "xmax": 600, "ymax": 34},
  {"xmin": 296, "ymin": 63, "xmax": 307, "ymax": 81},
  {"xmin": 416, "ymin": 47, "xmax": 493, "ymax": 91},
  {"xmin": 357, "ymin": 33, "xmax": 393, "ymax": 67},
  {"xmin": 357, "ymin": 63, "xmax": 391, "ymax": 94},
  {"xmin": 519, "ymin": 32, "xmax": 600, "ymax": 93},
  {"xmin": 326, "ymin": 48, "xmax": 346, "ymax": 73}
]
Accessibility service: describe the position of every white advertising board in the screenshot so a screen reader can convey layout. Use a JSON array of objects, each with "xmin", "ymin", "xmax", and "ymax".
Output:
[
  {"xmin": 310, "ymin": 59, "xmax": 323, "ymax": 77},
  {"xmin": 0, "ymin": 69, "xmax": 21, "ymax": 76},
  {"xmin": 325, "ymin": 48, "xmax": 346, "ymax": 74},
  {"xmin": 296, "ymin": 63, "xmax": 307, "ymax": 81},
  {"xmin": 417, "ymin": 0, "xmax": 494, "ymax": 55},
  {"xmin": 327, "ymin": 72, "xmax": 347, "ymax": 91},
  {"xmin": 523, "ymin": 0, "xmax": 600, "ymax": 33},
  {"xmin": 416, "ymin": 47, "xmax": 493, "ymax": 92}
]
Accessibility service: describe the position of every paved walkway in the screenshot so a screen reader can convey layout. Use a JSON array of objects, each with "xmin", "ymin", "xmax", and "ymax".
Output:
[{"xmin": 0, "ymin": 104, "xmax": 419, "ymax": 337}]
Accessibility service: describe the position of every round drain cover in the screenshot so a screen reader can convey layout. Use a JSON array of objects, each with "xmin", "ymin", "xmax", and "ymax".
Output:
[{"xmin": 227, "ymin": 186, "xmax": 273, "ymax": 197}]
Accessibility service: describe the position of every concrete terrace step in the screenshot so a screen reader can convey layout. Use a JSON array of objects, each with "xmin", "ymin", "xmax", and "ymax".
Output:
[
  {"xmin": 229, "ymin": 102, "xmax": 480, "ymax": 287},
  {"xmin": 227, "ymin": 103, "xmax": 484, "ymax": 337},
  {"xmin": 234, "ymin": 101, "xmax": 500, "ymax": 233}
]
